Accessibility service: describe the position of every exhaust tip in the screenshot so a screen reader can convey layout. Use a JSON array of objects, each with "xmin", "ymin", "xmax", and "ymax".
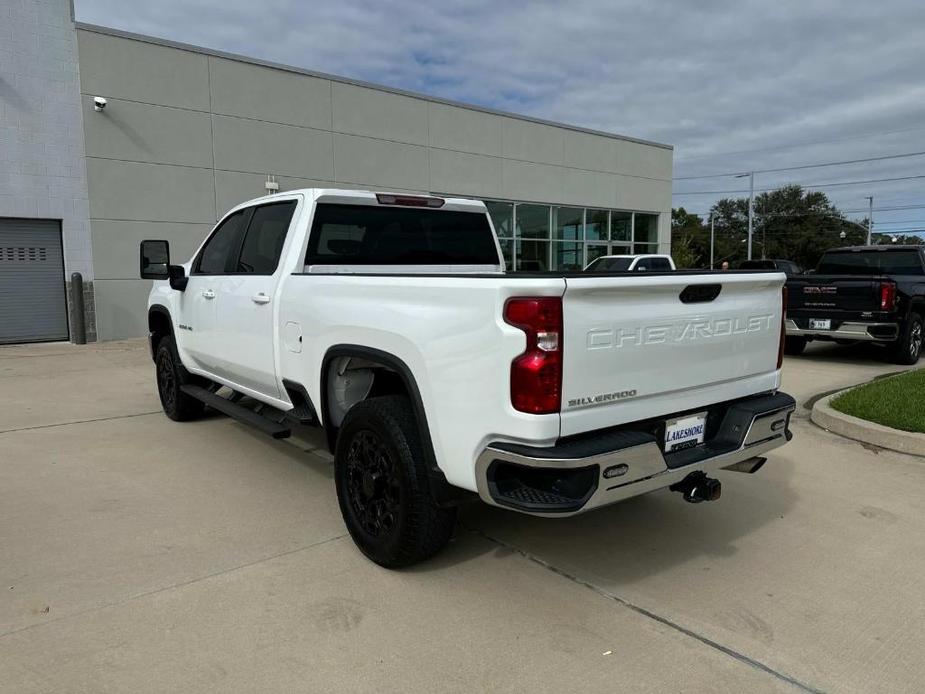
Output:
[{"xmin": 724, "ymin": 456, "xmax": 767, "ymax": 474}]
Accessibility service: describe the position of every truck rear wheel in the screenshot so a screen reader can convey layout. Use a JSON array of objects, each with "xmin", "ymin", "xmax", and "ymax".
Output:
[
  {"xmin": 784, "ymin": 336, "xmax": 807, "ymax": 356},
  {"xmin": 334, "ymin": 395, "xmax": 456, "ymax": 568},
  {"xmin": 890, "ymin": 314, "xmax": 923, "ymax": 365},
  {"xmin": 155, "ymin": 335, "xmax": 206, "ymax": 421}
]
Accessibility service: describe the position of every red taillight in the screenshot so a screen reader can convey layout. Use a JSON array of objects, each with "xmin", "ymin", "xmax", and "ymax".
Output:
[
  {"xmin": 880, "ymin": 281, "xmax": 896, "ymax": 311},
  {"xmin": 504, "ymin": 297, "xmax": 563, "ymax": 414},
  {"xmin": 777, "ymin": 286, "xmax": 787, "ymax": 369},
  {"xmin": 375, "ymin": 193, "xmax": 445, "ymax": 208}
]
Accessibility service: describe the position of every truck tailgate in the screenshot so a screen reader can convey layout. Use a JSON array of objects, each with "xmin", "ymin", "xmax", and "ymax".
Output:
[
  {"xmin": 787, "ymin": 275, "xmax": 882, "ymax": 312},
  {"xmin": 559, "ymin": 272, "xmax": 784, "ymax": 437}
]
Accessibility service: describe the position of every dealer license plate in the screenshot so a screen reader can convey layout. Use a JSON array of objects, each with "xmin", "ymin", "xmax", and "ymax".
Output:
[
  {"xmin": 664, "ymin": 412, "xmax": 707, "ymax": 453},
  {"xmin": 809, "ymin": 318, "xmax": 831, "ymax": 330}
]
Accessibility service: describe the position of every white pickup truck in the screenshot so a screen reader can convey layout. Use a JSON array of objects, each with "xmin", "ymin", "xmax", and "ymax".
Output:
[{"xmin": 141, "ymin": 188, "xmax": 795, "ymax": 567}]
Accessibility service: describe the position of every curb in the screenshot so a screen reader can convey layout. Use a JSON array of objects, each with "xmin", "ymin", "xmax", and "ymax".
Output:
[{"xmin": 811, "ymin": 388, "xmax": 925, "ymax": 458}]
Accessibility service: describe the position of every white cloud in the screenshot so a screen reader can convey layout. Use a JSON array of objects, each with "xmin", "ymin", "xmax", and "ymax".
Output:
[{"xmin": 75, "ymin": 0, "xmax": 925, "ymax": 224}]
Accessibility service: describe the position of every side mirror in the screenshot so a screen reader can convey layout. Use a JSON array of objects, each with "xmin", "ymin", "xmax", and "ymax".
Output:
[
  {"xmin": 140, "ymin": 239, "xmax": 188, "ymax": 291},
  {"xmin": 140, "ymin": 240, "xmax": 170, "ymax": 279}
]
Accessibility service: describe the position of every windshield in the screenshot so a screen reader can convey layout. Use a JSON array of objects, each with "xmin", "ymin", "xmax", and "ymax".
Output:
[
  {"xmin": 816, "ymin": 250, "xmax": 924, "ymax": 276},
  {"xmin": 586, "ymin": 257, "xmax": 633, "ymax": 272}
]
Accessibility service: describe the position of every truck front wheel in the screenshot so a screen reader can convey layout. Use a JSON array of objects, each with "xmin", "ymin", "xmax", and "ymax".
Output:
[
  {"xmin": 155, "ymin": 335, "xmax": 205, "ymax": 421},
  {"xmin": 334, "ymin": 395, "xmax": 456, "ymax": 568}
]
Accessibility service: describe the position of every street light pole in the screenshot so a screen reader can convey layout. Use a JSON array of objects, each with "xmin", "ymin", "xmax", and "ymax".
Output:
[
  {"xmin": 748, "ymin": 171, "xmax": 754, "ymax": 260},
  {"xmin": 866, "ymin": 195, "xmax": 873, "ymax": 245},
  {"xmin": 735, "ymin": 171, "xmax": 755, "ymax": 260},
  {"xmin": 710, "ymin": 213, "xmax": 715, "ymax": 269}
]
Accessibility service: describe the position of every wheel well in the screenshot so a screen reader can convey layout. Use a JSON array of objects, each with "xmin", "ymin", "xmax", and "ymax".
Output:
[
  {"xmin": 148, "ymin": 308, "xmax": 173, "ymax": 357},
  {"xmin": 323, "ymin": 356, "xmax": 410, "ymax": 432}
]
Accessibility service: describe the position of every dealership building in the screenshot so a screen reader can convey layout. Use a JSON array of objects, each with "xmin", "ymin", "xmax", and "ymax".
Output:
[{"xmin": 1, "ymin": 0, "xmax": 673, "ymax": 343}]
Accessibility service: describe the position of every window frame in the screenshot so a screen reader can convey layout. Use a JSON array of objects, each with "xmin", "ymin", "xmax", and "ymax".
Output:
[
  {"xmin": 192, "ymin": 208, "xmax": 254, "ymax": 276},
  {"xmin": 192, "ymin": 197, "xmax": 300, "ymax": 276},
  {"xmin": 236, "ymin": 200, "xmax": 299, "ymax": 276}
]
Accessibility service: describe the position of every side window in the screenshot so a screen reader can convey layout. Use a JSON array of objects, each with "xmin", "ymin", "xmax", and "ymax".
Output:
[
  {"xmin": 237, "ymin": 201, "xmax": 297, "ymax": 274},
  {"xmin": 195, "ymin": 211, "xmax": 248, "ymax": 274},
  {"xmin": 648, "ymin": 258, "xmax": 672, "ymax": 271}
]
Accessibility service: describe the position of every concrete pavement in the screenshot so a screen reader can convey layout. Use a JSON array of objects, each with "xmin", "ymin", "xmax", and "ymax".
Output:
[{"xmin": 1, "ymin": 339, "xmax": 923, "ymax": 692}]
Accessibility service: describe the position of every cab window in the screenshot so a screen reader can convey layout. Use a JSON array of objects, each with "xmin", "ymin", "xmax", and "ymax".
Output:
[
  {"xmin": 195, "ymin": 210, "xmax": 248, "ymax": 274},
  {"xmin": 237, "ymin": 201, "xmax": 297, "ymax": 274}
]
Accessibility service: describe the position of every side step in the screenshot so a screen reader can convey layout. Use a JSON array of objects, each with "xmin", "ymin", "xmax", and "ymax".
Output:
[
  {"xmin": 282, "ymin": 404, "xmax": 315, "ymax": 426},
  {"xmin": 180, "ymin": 384, "xmax": 292, "ymax": 439}
]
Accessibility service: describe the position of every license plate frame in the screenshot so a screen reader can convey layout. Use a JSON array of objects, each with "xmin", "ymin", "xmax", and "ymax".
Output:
[
  {"xmin": 664, "ymin": 412, "xmax": 707, "ymax": 453},
  {"xmin": 809, "ymin": 318, "xmax": 832, "ymax": 330}
]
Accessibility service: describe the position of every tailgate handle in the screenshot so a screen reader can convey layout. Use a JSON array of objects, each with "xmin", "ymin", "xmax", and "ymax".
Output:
[{"xmin": 680, "ymin": 284, "xmax": 722, "ymax": 303}]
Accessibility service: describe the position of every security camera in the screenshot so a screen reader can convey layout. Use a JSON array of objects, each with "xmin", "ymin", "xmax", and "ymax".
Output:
[{"xmin": 93, "ymin": 97, "xmax": 107, "ymax": 112}]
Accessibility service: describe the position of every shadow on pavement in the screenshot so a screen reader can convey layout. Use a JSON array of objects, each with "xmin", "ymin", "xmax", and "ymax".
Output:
[{"xmin": 453, "ymin": 456, "xmax": 799, "ymax": 585}]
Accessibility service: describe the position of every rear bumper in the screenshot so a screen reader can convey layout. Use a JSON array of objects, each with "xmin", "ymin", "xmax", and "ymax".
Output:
[
  {"xmin": 475, "ymin": 391, "xmax": 795, "ymax": 517},
  {"xmin": 785, "ymin": 319, "xmax": 898, "ymax": 342}
]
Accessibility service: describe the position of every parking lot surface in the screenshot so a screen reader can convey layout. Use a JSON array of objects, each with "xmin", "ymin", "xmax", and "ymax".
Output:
[{"xmin": 1, "ymin": 340, "xmax": 923, "ymax": 693}]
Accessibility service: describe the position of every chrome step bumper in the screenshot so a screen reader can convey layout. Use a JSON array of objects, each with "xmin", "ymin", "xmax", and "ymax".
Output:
[
  {"xmin": 475, "ymin": 392, "xmax": 795, "ymax": 517},
  {"xmin": 785, "ymin": 319, "xmax": 898, "ymax": 341}
]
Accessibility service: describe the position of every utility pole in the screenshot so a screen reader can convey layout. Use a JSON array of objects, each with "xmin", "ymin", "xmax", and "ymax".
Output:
[
  {"xmin": 735, "ymin": 172, "xmax": 755, "ymax": 259},
  {"xmin": 710, "ymin": 213, "xmax": 715, "ymax": 269},
  {"xmin": 748, "ymin": 171, "xmax": 754, "ymax": 260},
  {"xmin": 866, "ymin": 195, "xmax": 873, "ymax": 245}
]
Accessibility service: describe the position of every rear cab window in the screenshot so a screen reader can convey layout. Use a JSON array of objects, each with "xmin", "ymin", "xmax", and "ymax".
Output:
[
  {"xmin": 817, "ymin": 249, "xmax": 925, "ymax": 276},
  {"xmin": 305, "ymin": 204, "xmax": 500, "ymax": 267}
]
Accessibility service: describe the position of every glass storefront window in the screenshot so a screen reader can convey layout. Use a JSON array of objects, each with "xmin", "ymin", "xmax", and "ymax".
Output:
[
  {"xmin": 586, "ymin": 244, "xmax": 609, "ymax": 267},
  {"xmin": 633, "ymin": 243, "xmax": 659, "ymax": 255},
  {"xmin": 485, "ymin": 201, "xmax": 513, "ymax": 238},
  {"xmin": 553, "ymin": 207, "xmax": 583, "ymax": 241},
  {"xmin": 612, "ymin": 212, "xmax": 632, "ymax": 242},
  {"xmin": 585, "ymin": 210, "xmax": 608, "ymax": 241},
  {"xmin": 612, "ymin": 243, "xmax": 632, "ymax": 255},
  {"xmin": 553, "ymin": 242, "xmax": 583, "ymax": 270},
  {"xmin": 516, "ymin": 239, "xmax": 549, "ymax": 271},
  {"xmin": 634, "ymin": 213, "xmax": 658, "ymax": 244},
  {"xmin": 497, "ymin": 238, "xmax": 513, "ymax": 269},
  {"xmin": 515, "ymin": 204, "xmax": 550, "ymax": 240}
]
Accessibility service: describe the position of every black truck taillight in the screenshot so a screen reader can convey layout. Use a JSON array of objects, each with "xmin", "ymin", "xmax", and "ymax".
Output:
[
  {"xmin": 504, "ymin": 297, "xmax": 563, "ymax": 414},
  {"xmin": 880, "ymin": 281, "xmax": 897, "ymax": 311}
]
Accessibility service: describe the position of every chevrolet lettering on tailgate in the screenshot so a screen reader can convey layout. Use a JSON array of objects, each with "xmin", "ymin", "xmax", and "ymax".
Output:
[{"xmin": 587, "ymin": 314, "xmax": 775, "ymax": 350}]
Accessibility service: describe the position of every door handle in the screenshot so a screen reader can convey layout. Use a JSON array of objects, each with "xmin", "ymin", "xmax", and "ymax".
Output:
[
  {"xmin": 201, "ymin": 289, "xmax": 215, "ymax": 299},
  {"xmin": 252, "ymin": 293, "xmax": 271, "ymax": 305}
]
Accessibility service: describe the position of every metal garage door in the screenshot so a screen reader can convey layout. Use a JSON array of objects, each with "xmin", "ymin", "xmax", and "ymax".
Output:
[{"xmin": 0, "ymin": 219, "xmax": 69, "ymax": 344}]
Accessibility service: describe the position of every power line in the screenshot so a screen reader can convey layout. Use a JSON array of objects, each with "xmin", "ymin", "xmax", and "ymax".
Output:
[
  {"xmin": 871, "ymin": 219, "xmax": 925, "ymax": 225},
  {"xmin": 674, "ymin": 124, "xmax": 925, "ymax": 163},
  {"xmin": 681, "ymin": 203, "xmax": 925, "ymax": 216},
  {"xmin": 674, "ymin": 174, "xmax": 925, "ymax": 196},
  {"xmin": 673, "ymin": 150, "xmax": 925, "ymax": 180}
]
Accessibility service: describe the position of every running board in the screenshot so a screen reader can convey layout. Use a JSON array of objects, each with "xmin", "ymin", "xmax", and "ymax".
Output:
[{"xmin": 180, "ymin": 384, "xmax": 292, "ymax": 439}]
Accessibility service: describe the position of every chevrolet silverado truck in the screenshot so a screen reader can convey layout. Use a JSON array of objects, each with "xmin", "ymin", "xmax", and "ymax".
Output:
[
  {"xmin": 785, "ymin": 245, "xmax": 925, "ymax": 364},
  {"xmin": 140, "ymin": 189, "xmax": 795, "ymax": 567}
]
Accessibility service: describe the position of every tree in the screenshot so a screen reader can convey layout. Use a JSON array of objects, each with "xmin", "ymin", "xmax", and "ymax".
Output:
[
  {"xmin": 872, "ymin": 233, "xmax": 923, "ymax": 246},
  {"xmin": 707, "ymin": 185, "xmax": 863, "ymax": 270},
  {"xmin": 671, "ymin": 207, "xmax": 706, "ymax": 268}
]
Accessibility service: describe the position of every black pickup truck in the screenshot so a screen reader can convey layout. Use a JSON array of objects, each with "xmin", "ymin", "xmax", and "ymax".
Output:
[{"xmin": 784, "ymin": 245, "xmax": 925, "ymax": 364}]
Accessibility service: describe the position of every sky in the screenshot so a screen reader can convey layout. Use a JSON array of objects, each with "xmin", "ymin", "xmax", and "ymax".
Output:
[{"xmin": 75, "ymin": 0, "xmax": 925, "ymax": 234}]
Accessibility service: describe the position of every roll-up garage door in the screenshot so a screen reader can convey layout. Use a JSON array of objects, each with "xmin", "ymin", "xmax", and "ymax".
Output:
[{"xmin": 0, "ymin": 219, "xmax": 69, "ymax": 344}]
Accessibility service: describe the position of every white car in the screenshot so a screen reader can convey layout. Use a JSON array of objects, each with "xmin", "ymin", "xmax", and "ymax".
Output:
[
  {"xmin": 585, "ymin": 254, "xmax": 676, "ymax": 272},
  {"xmin": 141, "ymin": 189, "xmax": 794, "ymax": 567}
]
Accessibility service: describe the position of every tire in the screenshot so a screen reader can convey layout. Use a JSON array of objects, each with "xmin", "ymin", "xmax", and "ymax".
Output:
[
  {"xmin": 334, "ymin": 395, "xmax": 456, "ymax": 568},
  {"xmin": 155, "ymin": 335, "xmax": 205, "ymax": 421},
  {"xmin": 890, "ymin": 314, "xmax": 923, "ymax": 365},
  {"xmin": 784, "ymin": 336, "xmax": 807, "ymax": 356}
]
